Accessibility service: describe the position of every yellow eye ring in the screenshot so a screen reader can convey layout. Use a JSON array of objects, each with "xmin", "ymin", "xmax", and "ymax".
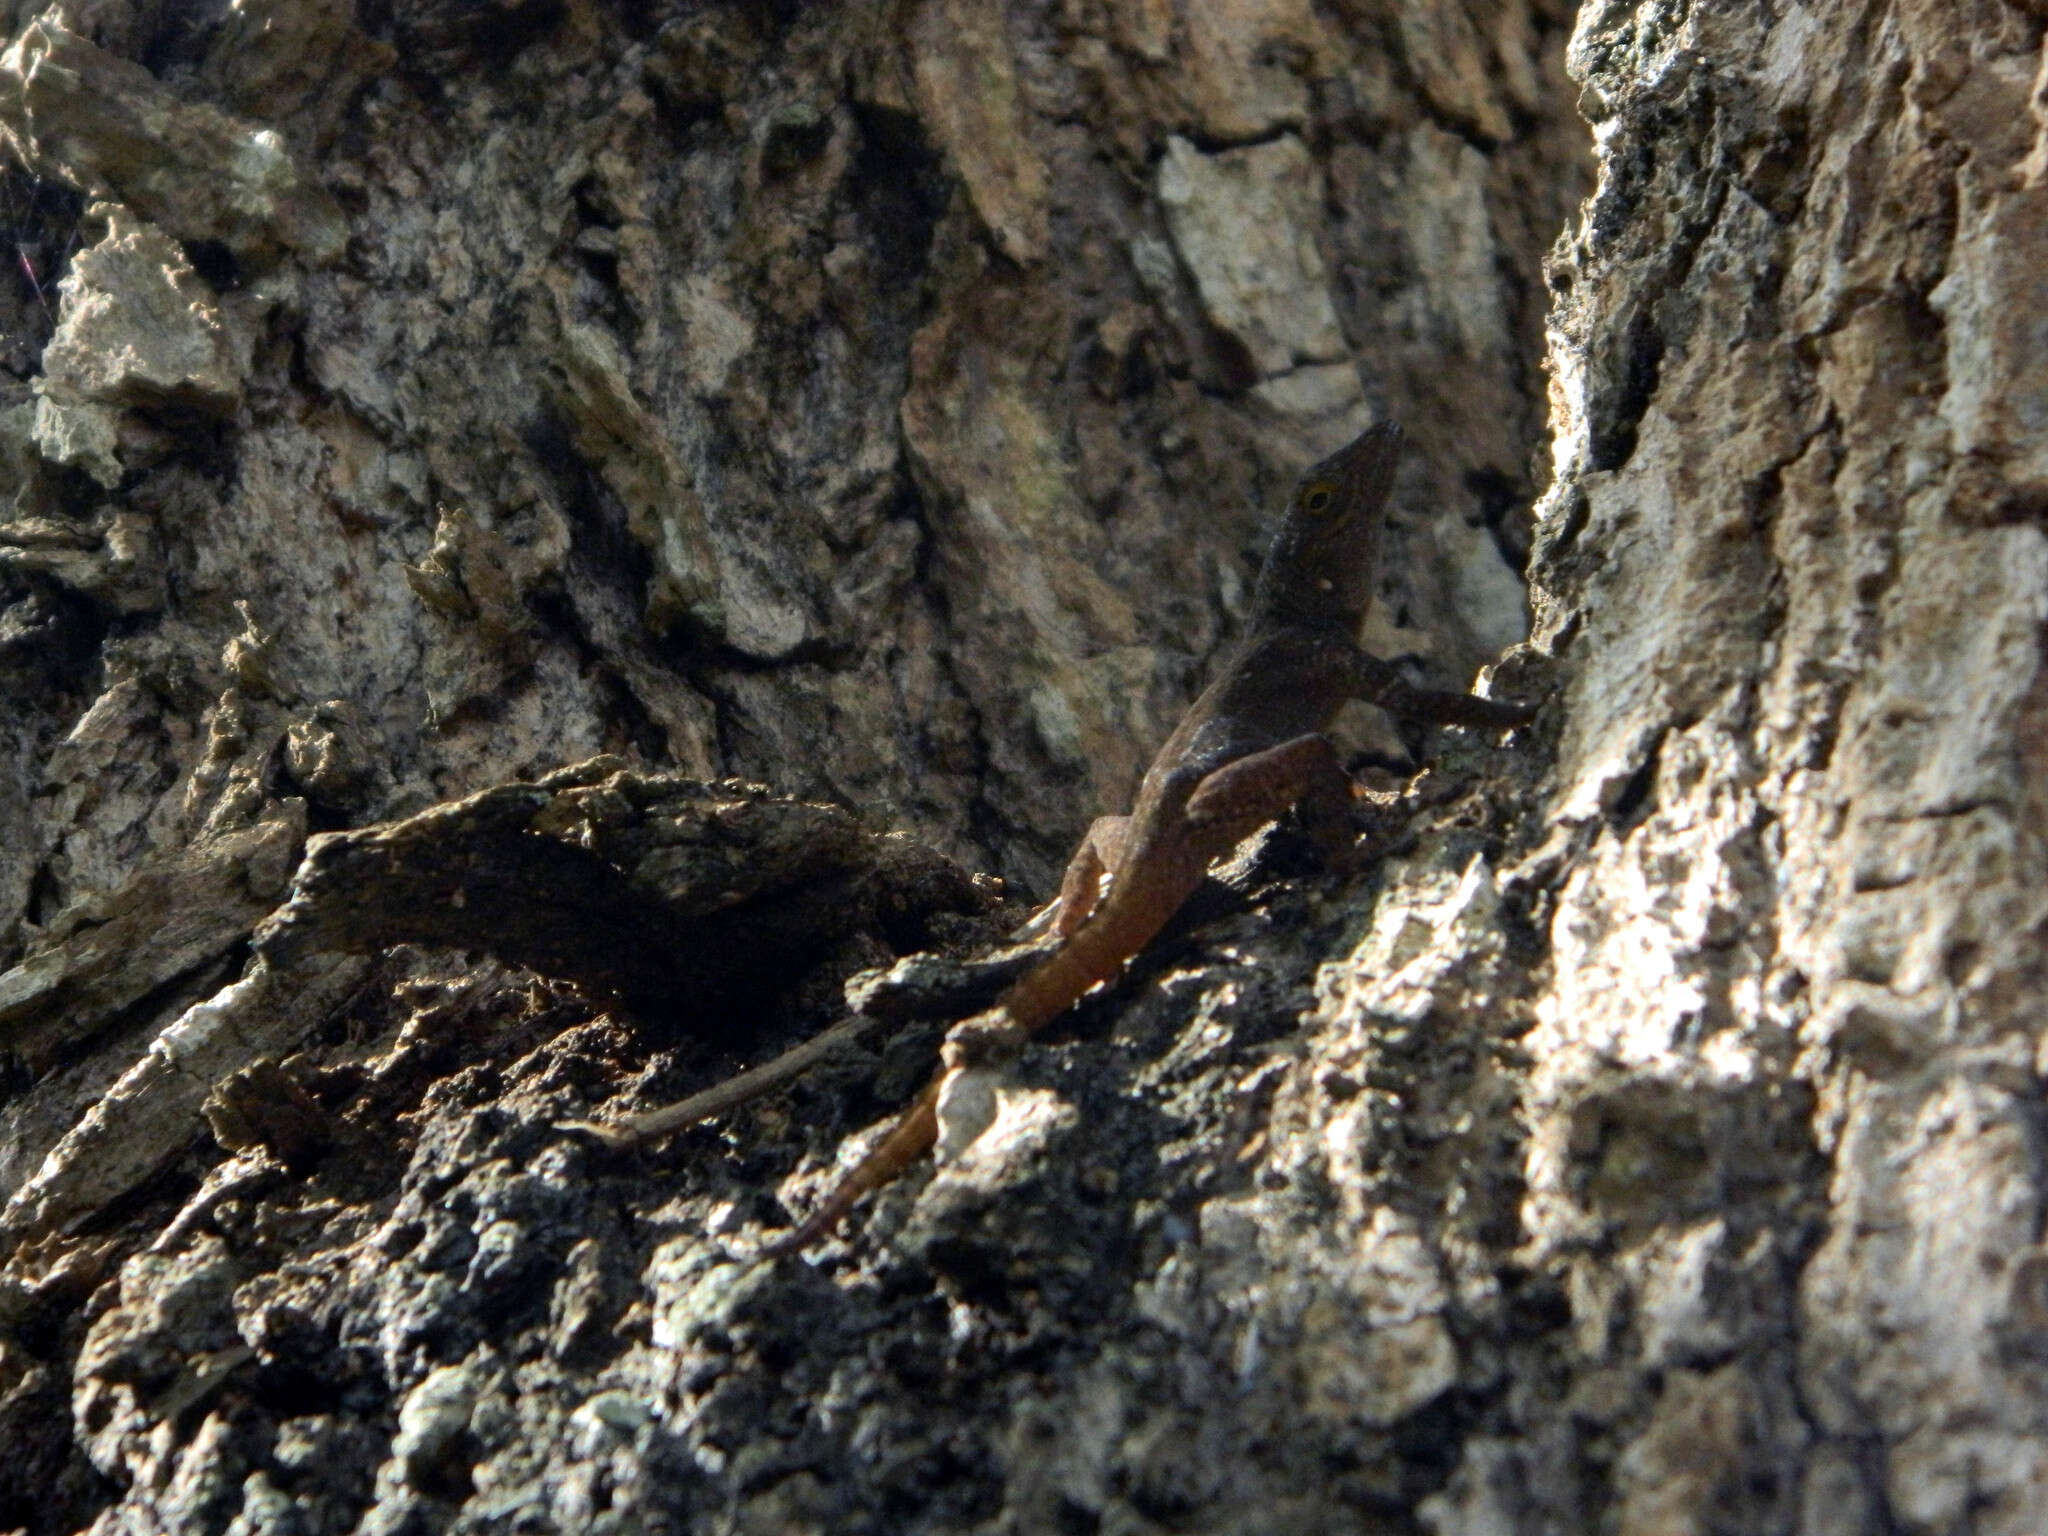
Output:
[{"xmin": 1302, "ymin": 485, "xmax": 1335, "ymax": 514}]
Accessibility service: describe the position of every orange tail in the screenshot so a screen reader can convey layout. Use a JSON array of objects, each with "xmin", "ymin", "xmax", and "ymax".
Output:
[
  {"xmin": 774, "ymin": 862, "xmax": 1199, "ymax": 1252},
  {"xmin": 767, "ymin": 1077, "xmax": 941, "ymax": 1255}
]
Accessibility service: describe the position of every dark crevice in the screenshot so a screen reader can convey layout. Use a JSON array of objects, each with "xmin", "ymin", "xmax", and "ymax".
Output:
[
  {"xmin": 1589, "ymin": 314, "xmax": 1666, "ymax": 472},
  {"xmin": 1607, "ymin": 729, "xmax": 1666, "ymax": 832},
  {"xmin": 1465, "ymin": 465, "xmax": 1534, "ymax": 572},
  {"xmin": 183, "ymin": 239, "xmax": 242, "ymax": 293},
  {"xmin": 847, "ymin": 103, "xmax": 948, "ymax": 295},
  {"xmin": 0, "ymin": 172, "xmax": 85, "ymax": 376},
  {"xmin": 388, "ymin": 0, "xmax": 568, "ymax": 77}
]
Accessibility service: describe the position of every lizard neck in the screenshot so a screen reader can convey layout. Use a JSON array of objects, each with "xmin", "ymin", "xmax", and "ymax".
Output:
[
  {"xmin": 1242, "ymin": 511, "xmax": 1379, "ymax": 635},
  {"xmin": 1238, "ymin": 604, "xmax": 1360, "ymax": 644}
]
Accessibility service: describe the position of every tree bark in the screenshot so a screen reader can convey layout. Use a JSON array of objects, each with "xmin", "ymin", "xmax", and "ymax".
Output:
[
  {"xmin": 1522, "ymin": 5, "xmax": 2048, "ymax": 1533},
  {"xmin": 3, "ymin": 0, "xmax": 2037, "ymax": 1534}
]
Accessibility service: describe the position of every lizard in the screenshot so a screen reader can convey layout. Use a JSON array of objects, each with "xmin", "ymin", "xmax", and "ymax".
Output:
[{"xmin": 771, "ymin": 420, "xmax": 1532, "ymax": 1254}]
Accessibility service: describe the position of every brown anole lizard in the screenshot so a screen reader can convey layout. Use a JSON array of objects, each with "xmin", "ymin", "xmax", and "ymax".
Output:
[{"xmin": 773, "ymin": 421, "xmax": 1531, "ymax": 1253}]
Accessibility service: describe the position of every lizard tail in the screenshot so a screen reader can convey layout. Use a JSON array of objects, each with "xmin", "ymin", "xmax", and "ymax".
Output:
[
  {"xmin": 767, "ymin": 1075, "xmax": 941, "ymax": 1255},
  {"xmin": 771, "ymin": 866, "xmax": 1190, "ymax": 1254}
]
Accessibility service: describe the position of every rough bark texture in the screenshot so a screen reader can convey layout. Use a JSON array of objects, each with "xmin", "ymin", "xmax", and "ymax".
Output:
[
  {"xmin": 9, "ymin": 0, "xmax": 2040, "ymax": 1534},
  {"xmin": 1518, "ymin": 5, "xmax": 2048, "ymax": 1533}
]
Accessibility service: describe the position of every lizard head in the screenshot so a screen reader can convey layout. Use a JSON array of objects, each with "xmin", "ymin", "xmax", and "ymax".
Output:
[{"xmin": 1251, "ymin": 420, "xmax": 1403, "ymax": 628}]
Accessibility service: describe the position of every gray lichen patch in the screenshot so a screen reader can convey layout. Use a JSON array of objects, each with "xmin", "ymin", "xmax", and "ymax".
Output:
[
  {"xmin": 1157, "ymin": 133, "xmax": 1348, "ymax": 382},
  {"xmin": 32, "ymin": 205, "xmax": 243, "ymax": 487},
  {"xmin": 0, "ymin": 20, "xmax": 345, "ymax": 264}
]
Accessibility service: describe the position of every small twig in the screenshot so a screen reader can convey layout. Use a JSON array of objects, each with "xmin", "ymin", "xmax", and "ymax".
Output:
[
  {"xmin": 17, "ymin": 245, "xmax": 52, "ymax": 324},
  {"xmin": 559, "ymin": 1011, "xmax": 887, "ymax": 1149}
]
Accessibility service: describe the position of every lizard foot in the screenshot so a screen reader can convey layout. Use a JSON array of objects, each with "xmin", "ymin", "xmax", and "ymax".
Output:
[{"xmin": 942, "ymin": 1009, "xmax": 1029, "ymax": 1071}]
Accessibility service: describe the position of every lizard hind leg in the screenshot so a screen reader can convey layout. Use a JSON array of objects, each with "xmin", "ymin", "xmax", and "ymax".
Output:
[
  {"xmin": 1183, "ymin": 734, "xmax": 1345, "ymax": 832},
  {"xmin": 1293, "ymin": 745, "xmax": 1368, "ymax": 870},
  {"xmin": 1050, "ymin": 815, "xmax": 1130, "ymax": 936},
  {"xmin": 1184, "ymin": 733, "xmax": 1364, "ymax": 868}
]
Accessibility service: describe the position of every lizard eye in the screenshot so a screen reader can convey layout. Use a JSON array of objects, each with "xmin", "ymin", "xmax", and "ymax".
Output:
[{"xmin": 1301, "ymin": 484, "xmax": 1336, "ymax": 514}]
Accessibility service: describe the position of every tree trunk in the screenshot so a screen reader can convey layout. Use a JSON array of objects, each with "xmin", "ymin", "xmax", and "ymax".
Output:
[
  {"xmin": 1523, "ymin": 4, "xmax": 2048, "ymax": 1533},
  {"xmin": 0, "ymin": 0, "xmax": 2037, "ymax": 1533}
]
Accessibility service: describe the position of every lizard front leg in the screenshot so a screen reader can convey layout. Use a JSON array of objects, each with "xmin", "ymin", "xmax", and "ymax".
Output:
[
  {"xmin": 1351, "ymin": 652, "xmax": 1537, "ymax": 730},
  {"xmin": 1050, "ymin": 815, "xmax": 1130, "ymax": 935}
]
